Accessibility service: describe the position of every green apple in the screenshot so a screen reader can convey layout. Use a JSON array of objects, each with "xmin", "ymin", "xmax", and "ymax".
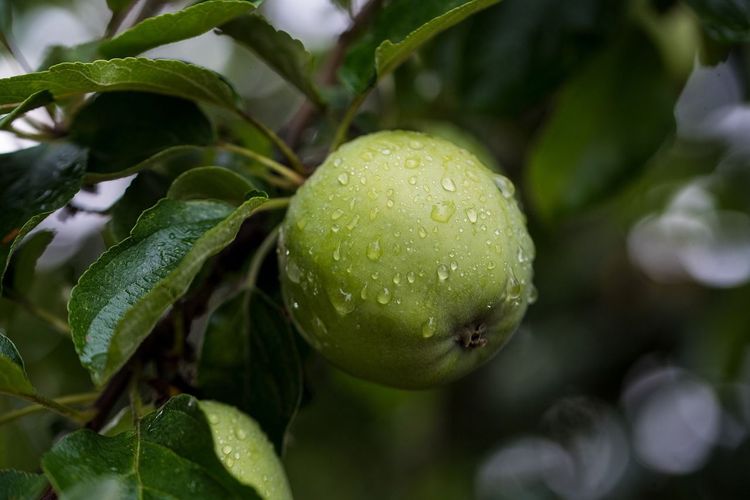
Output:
[
  {"xmin": 200, "ymin": 400, "xmax": 292, "ymax": 500},
  {"xmin": 278, "ymin": 130, "xmax": 535, "ymax": 389}
]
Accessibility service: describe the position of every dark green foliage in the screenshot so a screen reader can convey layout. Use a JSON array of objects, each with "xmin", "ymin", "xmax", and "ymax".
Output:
[
  {"xmin": 70, "ymin": 92, "xmax": 215, "ymax": 175},
  {"xmin": 0, "ymin": 0, "xmax": 748, "ymax": 498},
  {"xmin": 198, "ymin": 291, "xmax": 302, "ymax": 454},
  {"xmin": 42, "ymin": 395, "xmax": 261, "ymax": 499},
  {"xmin": 0, "ymin": 144, "xmax": 86, "ymax": 293}
]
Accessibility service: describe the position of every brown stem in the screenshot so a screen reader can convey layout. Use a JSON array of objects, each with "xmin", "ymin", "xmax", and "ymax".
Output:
[
  {"xmin": 85, "ymin": 363, "xmax": 133, "ymax": 431},
  {"xmin": 131, "ymin": 0, "xmax": 165, "ymax": 26},
  {"xmin": 104, "ymin": 0, "xmax": 140, "ymax": 37},
  {"xmin": 285, "ymin": 0, "xmax": 384, "ymax": 149}
]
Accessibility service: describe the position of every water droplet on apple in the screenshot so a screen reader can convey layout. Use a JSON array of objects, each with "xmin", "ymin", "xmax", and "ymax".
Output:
[
  {"xmin": 437, "ymin": 264, "xmax": 449, "ymax": 281},
  {"xmin": 493, "ymin": 174, "xmax": 515, "ymax": 198},
  {"xmin": 367, "ymin": 239, "xmax": 382, "ymax": 261},
  {"xmin": 431, "ymin": 201, "xmax": 456, "ymax": 222},
  {"xmin": 422, "ymin": 317, "xmax": 436, "ymax": 338},
  {"xmin": 377, "ymin": 287, "xmax": 392, "ymax": 304}
]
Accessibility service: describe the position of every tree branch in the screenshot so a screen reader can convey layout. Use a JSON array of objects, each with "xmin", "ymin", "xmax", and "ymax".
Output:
[{"xmin": 285, "ymin": 0, "xmax": 384, "ymax": 150}]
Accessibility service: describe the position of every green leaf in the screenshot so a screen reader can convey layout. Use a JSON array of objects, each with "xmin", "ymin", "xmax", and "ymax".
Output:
[
  {"xmin": 0, "ymin": 90, "xmax": 53, "ymax": 130},
  {"xmin": 108, "ymin": 172, "xmax": 171, "ymax": 243},
  {"xmin": 0, "ymin": 469, "xmax": 47, "ymax": 500},
  {"xmin": 340, "ymin": 0, "xmax": 500, "ymax": 94},
  {"xmin": 38, "ymin": 42, "xmax": 103, "ymax": 71},
  {"xmin": 0, "ymin": 331, "xmax": 36, "ymax": 397},
  {"xmin": 0, "ymin": 58, "xmax": 239, "ymax": 113},
  {"xmin": 69, "ymin": 92, "xmax": 215, "ymax": 175},
  {"xmin": 527, "ymin": 35, "xmax": 676, "ymax": 222},
  {"xmin": 99, "ymin": 0, "xmax": 258, "ymax": 58},
  {"xmin": 438, "ymin": 0, "xmax": 619, "ymax": 115},
  {"xmin": 42, "ymin": 394, "xmax": 261, "ymax": 499},
  {"xmin": 69, "ymin": 195, "xmax": 268, "ymax": 385},
  {"xmin": 685, "ymin": 0, "xmax": 750, "ymax": 43},
  {"xmin": 0, "ymin": 144, "xmax": 87, "ymax": 294},
  {"xmin": 0, "ymin": 0, "xmax": 11, "ymax": 34},
  {"xmin": 197, "ymin": 291, "xmax": 302, "ymax": 454},
  {"xmin": 168, "ymin": 166, "xmax": 256, "ymax": 204},
  {"xmin": 219, "ymin": 14, "xmax": 323, "ymax": 105},
  {"xmin": 106, "ymin": 0, "xmax": 132, "ymax": 14},
  {"xmin": 2, "ymin": 230, "xmax": 54, "ymax": 295},
  {"xmin": 84, "ymin": 145, "xmax": 208, "ymax": 183}
]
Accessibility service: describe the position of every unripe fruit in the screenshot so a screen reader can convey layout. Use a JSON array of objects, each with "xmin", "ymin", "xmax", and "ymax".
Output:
[
  {"xmin": 278, "ymin": 130, "xmax": 535, "ymax": 389},
  {"xmin": 200, "ymin": 400, "xmax": 292, "ymax": 500}
]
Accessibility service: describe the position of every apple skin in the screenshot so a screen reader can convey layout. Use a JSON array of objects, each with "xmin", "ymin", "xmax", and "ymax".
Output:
[
  {"xmin": 278, "ymin": 130, "xmax": 535, "ymax": 389},
  {"xmin": 200, "ymin": 400, "xmax": 293, "ymax": 500}
]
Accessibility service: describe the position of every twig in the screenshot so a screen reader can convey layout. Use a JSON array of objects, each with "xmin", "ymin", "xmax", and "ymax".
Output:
[
  {"xmin": 237, "ymin": 110, "xmax": 305, "ymax": 174},
  {"xmin": 246, "ymin": 225, "xmax": 280, "ymax": 290},
  {"xmin": 16, "ymin": 393, "xmax": 91, "ymax": 423},
  {"xmin": 0, "ymin": 32, "xmax": 32, "ymax": 74},
  {"xmin": 0, "ymin": 392, "xmax": 98, "ymax": 426},
  {"xmin": 5, "ymin": 293, "xmax": 70, "ymax": 335},
  {"xmin": 131, "ymin": 0, "xmax": 164, "ymax": 26},
  {"xmin": 6, "ymin": 126, "xmax": 54, "ymax": 142},
  {"xmin": 128, "ymin": 363, "xmax": 144, "ymax": 422},
  {"xmin": 330, "ymin": 91, "xmax": 368, "ymax": 152},
  {"xmin": 85, "ymin": 363, "xmax": 133, "ymax": 431},
  {"xmin": 104, "ymin": 0, "xmax": 140, "ymax": 37},
  {"xmin": 285, "ymin": 0, "xmax": 384, "ymax": 149},
  {"xmin": 220, "ymin": 142, "xmax": 305, "ymax": 186}
]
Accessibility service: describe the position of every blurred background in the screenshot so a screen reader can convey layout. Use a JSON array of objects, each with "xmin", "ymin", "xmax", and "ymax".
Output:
[{"xmin": 2, "ymin": 0, "xmax": 750, "ymax": 499}]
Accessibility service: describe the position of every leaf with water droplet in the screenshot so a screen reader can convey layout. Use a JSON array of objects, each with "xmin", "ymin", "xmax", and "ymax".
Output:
[
  {"xmin": 0, "ymin": 143, "xmax": 86, "ymax": 295},
  {"xmin": 197, "ymin": 291, "xmax": 303, "ymax": 456},
  {"xmin": 70, "ymin": 195, "xmax": 268, "ymax": 386},
  {"xmin": 42, "ymin": 395, "xmax": 265, "ymax": 499}
]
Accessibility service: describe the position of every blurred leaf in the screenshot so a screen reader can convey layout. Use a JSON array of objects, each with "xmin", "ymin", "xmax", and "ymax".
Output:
[
  {"xmin": 441, "ymin": 0, "xmax": 620, "ymax": 115},
  {"xmin": 331, "ymin": 0, "xmax": 354, "ymax": 13},
  {"xmin": 60, "ymin": 477, "xmax": 125, "ymax": 500},
  {"xmin": 106, "ymin": 0, "xmax": 132, "ymax": 14},
  {"xmin": 69, "ymin": 92, "xmax": 214, "ymax": 175},
  {"xmin": 108, "ymin": 172, "xmax": 171, "ymax": 242},
  {"xmin": 0, "ymin": 58, "xmax": 239, "ymax": 113},
  {"xmin": 167, "ymin": 166, "xmax": 256, "ymax": 204},
  {"xmin": 0, "ymin": 331, "xmax": 36, "ymax": 397},
  {"xmin": 220, "ymin": 14, "xmax": 322, "ymax": 105},
  {"xmin": 416, "ymin": 121, "xmax": 500, "ymax": 171},
  {"xmin": 2, "ymin": 230, "xmax": 54, "ymax": 295},
  {"xmin": 685, "ymin": 0, "xmax": 750, "ymax": 43},
  {"xmin": 38, "ymin": 42, "xmax": 103, "ymax": 70},
  {"xmin": 0, "ymin": 0, "xmax": 11, "ymax": 34},
  {"xmin": 197, "ymin": 291, "xmax": 302, "ymax": 454},
  {"xmin": 0, "ymin": 469, "xmax": 47, "ymax": 500},
  {"xmin": 99, "ymin": 0, "xmax": 258, "ymax": 58},
  {"xmin": 527, "ymin": 35, "xmax": 676, "ymax": 221},
  {"xmin": 84, "ymin": 145, "xmax": 208, "ymax": 183},
  {"xmin": 42, "ymin": 395, "xmax": 261, "ymax": 499},
  {"xmin": 340, "ymin": 0, "xmax": 500, "ymax": 94},
  {"xmin": 0, "ymin": 144, "xmax": 86, "ymax": 294},
  {"xmin": 0, "ymin": 90, "xmax": 53, "ymax": 130},
  {"xmin": 69, "ymin": 195, "xmax": 268, "ymax": 385}
]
